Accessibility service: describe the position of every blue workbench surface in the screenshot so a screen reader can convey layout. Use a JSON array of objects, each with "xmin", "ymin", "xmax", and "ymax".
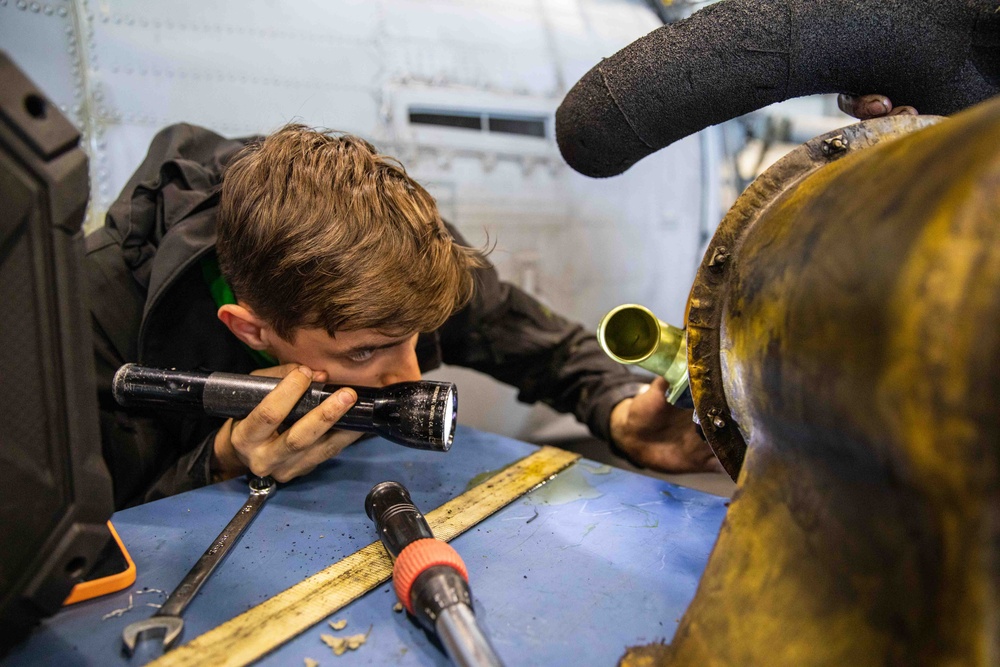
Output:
[{"xmin": 8, "ymin": 427, "xmax": 727, "ymax": 666}]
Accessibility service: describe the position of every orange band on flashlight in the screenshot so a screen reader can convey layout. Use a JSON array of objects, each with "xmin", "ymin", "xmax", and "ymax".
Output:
[{"xmin": 392, "ymin": 538, "xmax": 468, "ymax": 614}]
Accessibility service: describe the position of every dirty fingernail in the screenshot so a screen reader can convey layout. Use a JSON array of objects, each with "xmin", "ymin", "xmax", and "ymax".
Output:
[{"xmin": 865, "ymin": 100, "xmax": 887, "ymax": 116}]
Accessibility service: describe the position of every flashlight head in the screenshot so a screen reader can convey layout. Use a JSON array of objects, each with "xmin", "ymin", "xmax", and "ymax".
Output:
[{"xmin": 379, "ymin": 381, "xmax": 457, "ymax": 451}]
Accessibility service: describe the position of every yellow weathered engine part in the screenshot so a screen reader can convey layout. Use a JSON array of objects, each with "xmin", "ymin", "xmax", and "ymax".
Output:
[{"xmin": 631, "ymin": 96, "xmax": 1000, "ymax": 665}]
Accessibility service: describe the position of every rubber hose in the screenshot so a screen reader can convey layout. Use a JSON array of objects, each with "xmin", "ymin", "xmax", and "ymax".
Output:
[{"xmin": 556, "ymin": 0, "xmax": 1000, "ymax": 177}]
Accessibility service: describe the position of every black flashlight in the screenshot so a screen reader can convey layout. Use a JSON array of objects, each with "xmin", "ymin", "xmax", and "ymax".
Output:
[{"xmin": 112, "ymin": 364, "xmax": 457, "ymax": 451}]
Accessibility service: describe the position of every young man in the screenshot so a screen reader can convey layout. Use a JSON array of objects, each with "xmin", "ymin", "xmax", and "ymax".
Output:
[{"xmin": 87, "ymin": 123, "xmax": 718, "ymax": 509}]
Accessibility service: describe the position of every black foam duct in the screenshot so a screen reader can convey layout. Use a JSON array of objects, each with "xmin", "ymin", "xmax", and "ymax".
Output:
[{"xmin": 556, "ymin": 0, "xmax": 1000, "ymax": 178}]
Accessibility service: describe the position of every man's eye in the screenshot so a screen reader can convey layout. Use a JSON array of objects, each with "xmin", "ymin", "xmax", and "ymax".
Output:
[{"xmin": 347, "ymin": 349, "xmax": 375, "ymax": 363}]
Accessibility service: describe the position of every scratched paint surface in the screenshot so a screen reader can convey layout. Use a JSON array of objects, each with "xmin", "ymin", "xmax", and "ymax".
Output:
[{"xmin": 9, "ymin": 426, "xmax": 728, "ymax": 666}]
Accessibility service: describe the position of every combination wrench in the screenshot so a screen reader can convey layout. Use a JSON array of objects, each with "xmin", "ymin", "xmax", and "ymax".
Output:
[{"xmin": 121, "ymin": 475, "xmax": 276, "ymax": 655}]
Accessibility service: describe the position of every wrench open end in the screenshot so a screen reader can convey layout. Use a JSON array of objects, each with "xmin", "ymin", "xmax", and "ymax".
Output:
[
  {"xmin": 121, "ymin": 615, "xmax": 184, "ymax": 654},
  {"xmin": 118, "ymin": 476, "xmax": 275, "ymax": 657}
]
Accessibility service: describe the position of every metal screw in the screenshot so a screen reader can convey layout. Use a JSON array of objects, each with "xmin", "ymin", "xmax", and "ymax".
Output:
[
  {"xmin": 709, "ymin": 246, "xmax": 730, "ymax": 270},
  {"xmin": 821, "ymin": 135, "xmax": 849, "ymax": 157}
]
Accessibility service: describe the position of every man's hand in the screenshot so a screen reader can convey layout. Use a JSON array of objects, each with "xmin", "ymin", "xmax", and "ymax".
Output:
[
  {"xmin": 211, "ymin": 363, "xmax": 363, "ymax": 482},
  {"xmin": 609, "ymin": 377, "xmax": 722, "ymax": 474},
  {"xmin": 837, "ymin": 93, "xmax": 918, "ymax": 119}
]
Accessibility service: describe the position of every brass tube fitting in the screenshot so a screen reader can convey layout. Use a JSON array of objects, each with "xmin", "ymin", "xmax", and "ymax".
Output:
[{"xmin": 596, "ymin": 303, "xmax": 689, "ymax": 404}]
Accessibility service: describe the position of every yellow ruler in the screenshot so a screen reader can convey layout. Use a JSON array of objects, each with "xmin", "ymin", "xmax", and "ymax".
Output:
[{"xmin": 150, "ymin": 445, "xmax": 581, "ymax": 667}]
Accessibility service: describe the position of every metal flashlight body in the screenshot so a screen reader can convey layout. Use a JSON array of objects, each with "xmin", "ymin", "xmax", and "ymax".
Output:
[
  {"xmin": 365, "ymin": 481, "xmax": 504, "ymax": 667},
  {"xmin": 112, "ymin": 364, "xmax": 457, "ymax": 451}
]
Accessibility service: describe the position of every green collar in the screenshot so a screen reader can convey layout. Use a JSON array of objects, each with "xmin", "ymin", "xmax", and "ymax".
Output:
[{"xmin": 200, "ymin": 255, "xmax": 279, "ymax": 368}]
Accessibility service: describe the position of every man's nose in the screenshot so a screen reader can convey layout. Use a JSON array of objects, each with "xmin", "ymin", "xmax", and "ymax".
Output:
[{"xmin": 379, "ymin": 347, "xmax": 422, "ymax": 386}]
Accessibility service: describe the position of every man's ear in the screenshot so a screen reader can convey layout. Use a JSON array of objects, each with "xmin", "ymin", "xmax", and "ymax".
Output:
[{"xmin": 218, "ymin": 303, "xmax": 270, "ymax": 350}]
